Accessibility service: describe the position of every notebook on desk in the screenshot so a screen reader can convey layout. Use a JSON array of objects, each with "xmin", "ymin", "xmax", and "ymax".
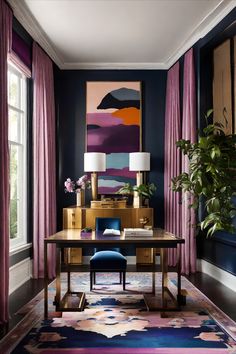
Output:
[
  {"xmin": 124, "ymin": 228, "xmax": 153, "ymax": 237},
  {"xmin": 103, "ymin": 229, "xmax": 121, "ymax": 236}
]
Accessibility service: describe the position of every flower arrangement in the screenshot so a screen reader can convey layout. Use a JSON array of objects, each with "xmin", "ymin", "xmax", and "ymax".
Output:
[{"xmin": 64, "ymin": 175, "xmax": 91, "ymax": 193}]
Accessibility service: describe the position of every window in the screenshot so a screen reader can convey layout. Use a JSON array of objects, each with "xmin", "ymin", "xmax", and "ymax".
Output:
[{"xmin": 8, "ymin": 63, "xmax": 27, "ymax": 250}]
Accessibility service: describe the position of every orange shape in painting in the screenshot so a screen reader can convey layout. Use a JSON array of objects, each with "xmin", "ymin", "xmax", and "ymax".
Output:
[{"xmin": 112, "ymin": 107, "xmax": 140, "ymax": 125}]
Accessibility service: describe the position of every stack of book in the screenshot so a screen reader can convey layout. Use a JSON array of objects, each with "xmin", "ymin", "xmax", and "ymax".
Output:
[{"xmin": 124, "ymin": 228, "xmax": 153, "ymax": 237}]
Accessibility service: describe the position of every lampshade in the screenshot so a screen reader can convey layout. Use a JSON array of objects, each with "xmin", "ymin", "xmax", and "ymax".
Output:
[
  {"xmin": 129, "ymin": 152, "xmax": 150, "ymax": 171},
  {"xmin": 84, "ymin": 152, "xmax": 106, "ymax": 172}
]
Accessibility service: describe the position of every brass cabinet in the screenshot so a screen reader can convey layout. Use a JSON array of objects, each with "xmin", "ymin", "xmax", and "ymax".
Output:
[{"xmin": 63, "ymin": 206, "xmax": 154, "ymax": 264}]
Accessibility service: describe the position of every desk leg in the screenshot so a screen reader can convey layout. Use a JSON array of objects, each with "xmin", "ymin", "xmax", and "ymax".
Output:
[
  {"xmin": 177, "ymin": 244, "xmax": 186, "ymax": 305},
  {"xmin": 161, "ymin": 248, "xmax": 168, "ymax": 308},
  {"xmin": 55, "ymin": 246, "xmax": 61, "ymax": 308},
  {"xmin": 67, "ymin": 270, "xmax": 71, "ymax": 293},
  {"xmin": 152, "ymin": 248, "xmax": 156, "ymax": 294},
  {"xmin": 44, "ymin": 242, "xmax": 48, "ymax": 319}
]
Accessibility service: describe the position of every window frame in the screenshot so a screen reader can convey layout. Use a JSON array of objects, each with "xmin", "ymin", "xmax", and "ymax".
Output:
[{"xmin": 8, "ymin": 62, "xmax": 28, "ymax": 251}]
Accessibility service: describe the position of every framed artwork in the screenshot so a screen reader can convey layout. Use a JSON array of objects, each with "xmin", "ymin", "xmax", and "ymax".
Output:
[{"xmin": 86, "ymin": 81, "xmax": 142, "ymax": 194}]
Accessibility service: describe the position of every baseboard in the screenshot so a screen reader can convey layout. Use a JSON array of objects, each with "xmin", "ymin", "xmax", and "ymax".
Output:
[
  {"xmin": 9, "ymin": 257, "xmax": 32, "ymax": 295},
  {"xmin": 197, "ymin": 258, "xmax": 236, "ymax": 293}
]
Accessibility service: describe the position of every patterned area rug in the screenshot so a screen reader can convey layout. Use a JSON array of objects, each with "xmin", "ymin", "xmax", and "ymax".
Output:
[{"xmin": 1, "ymin": 272, "xmax": 236, "ymax": 354}]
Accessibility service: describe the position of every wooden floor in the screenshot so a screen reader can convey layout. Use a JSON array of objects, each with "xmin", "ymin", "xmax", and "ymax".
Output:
[{"xmin": 1, "ymin": 270, "xmax": 236, "ymax": 340}]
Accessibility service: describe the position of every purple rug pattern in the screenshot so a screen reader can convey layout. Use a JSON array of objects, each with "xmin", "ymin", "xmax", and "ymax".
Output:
[{"xmin": 1, "ymin": 273, "xmax": 236, "ymax": 354}]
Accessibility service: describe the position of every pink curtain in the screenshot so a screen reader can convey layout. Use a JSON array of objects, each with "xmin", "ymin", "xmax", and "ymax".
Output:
[
  {"xmin": 0, "ymin": 0, "xmax": 12, "ymax": 324},
  {"xmin": 181, "ymin": 48, "xmax": 197, "ymax": 274},
  {"xmin": 164, "ymin": 62, "xmax": 181, "ymax": 266},
  {"xmin": 33, "ymin": 42, "xmax": 56, "ymax": 279}
]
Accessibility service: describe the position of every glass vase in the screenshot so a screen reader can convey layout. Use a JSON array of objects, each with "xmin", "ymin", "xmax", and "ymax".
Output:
[{"xmin": 76, "ymin": 189, "xmax": 85, "ymax": 207}]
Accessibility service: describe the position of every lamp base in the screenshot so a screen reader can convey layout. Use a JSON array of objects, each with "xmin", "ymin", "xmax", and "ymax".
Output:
[
  {"xmin": 91, "ymin": 172, "xmax": 98, "ymax": 200},
  {"xmin": 133, "ymin": 192, "xmax": 142, "ymax": 208}
]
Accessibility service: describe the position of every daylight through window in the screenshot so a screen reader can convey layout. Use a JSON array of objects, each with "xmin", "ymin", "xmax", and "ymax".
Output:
[{"xmin": 8, "ymin": 63, "xmax": 27, "ymax": 250}]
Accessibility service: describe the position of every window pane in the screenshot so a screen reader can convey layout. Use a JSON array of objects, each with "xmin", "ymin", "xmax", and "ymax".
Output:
[
  {"xmin": 8, "ymin": 71, "xmax": 20, "ymax": 108},
  {"xmin": 8, "ymin": 109, "xmax": 21, "ymax": 143},
  {"xmin": 10, "ymin": 144, "xmax": 19, "ymax": 239},
  {"xmin": 8, "ymin": 63, "xmax": 27, "ymax": 249}
]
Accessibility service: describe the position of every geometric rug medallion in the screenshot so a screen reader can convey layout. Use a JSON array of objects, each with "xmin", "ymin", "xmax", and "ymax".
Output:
[{"xmin": 1, "ymin": 273, "xmax": 236, "ymax": 354}]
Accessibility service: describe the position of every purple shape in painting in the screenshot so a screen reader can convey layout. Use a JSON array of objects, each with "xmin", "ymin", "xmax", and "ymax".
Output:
[{"xmin": 87, "ymin": 125, "xmax": 140, "ymax": 153}]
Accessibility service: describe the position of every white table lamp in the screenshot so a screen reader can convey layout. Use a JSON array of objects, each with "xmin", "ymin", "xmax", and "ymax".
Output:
[
  {"xmin": 84, "ymin": 152, "xmax": 106, "ymax": 200},
  {"xmin": 129, "ymin": 152, "xmax": 150, "ymax": 186}
]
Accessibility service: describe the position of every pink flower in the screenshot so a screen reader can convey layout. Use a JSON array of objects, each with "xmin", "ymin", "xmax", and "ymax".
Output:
[
  {"xmin": 64, "ymin": 175, "xmax": 91, "ymax": 193},
  {"xmin": 64, "ymin": 178, "xmax": 74, "ymax": 193},
  {"xmin": 76, "ymin": 175, "xmax": 91, "ymax": 190}
]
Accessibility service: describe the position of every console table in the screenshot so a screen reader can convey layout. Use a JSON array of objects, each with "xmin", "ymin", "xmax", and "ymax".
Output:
[
  {"xmin": 63, "ymin": 205, "xmax": 154, "ymax": 264},
  {"xmin": 44, "ymin": 228, "xmax": 185, "ymax": 318}
]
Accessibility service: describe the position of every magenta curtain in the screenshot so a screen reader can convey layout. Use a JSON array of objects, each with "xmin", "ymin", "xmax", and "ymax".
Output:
[
  {"xmin": 181, "ymin": 48, "xmax": 197, "ymax": 274},
  {"xmin": 33, "ymin": 42, "xmax": 56, "ymax": 279},
  {"xmin": 164, "ymin": 62, "xmax": 181, "ymax": 266},
  {"xmin": 0, "ymin": 0, "xmax": 12, "ymax": 324}
]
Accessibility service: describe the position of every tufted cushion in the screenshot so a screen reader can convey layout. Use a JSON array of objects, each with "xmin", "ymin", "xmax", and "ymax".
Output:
[{"xmin": 90, "ymin": 250, "xmax": 127, "ymax": 270}]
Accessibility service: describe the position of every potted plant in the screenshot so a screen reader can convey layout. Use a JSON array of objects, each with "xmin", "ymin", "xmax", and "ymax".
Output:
[
  {"xmin": 172, "ymin": 110, "xmax": 236, "ymax": 236},
  {"xmin": 117, "ymin": 182, "xmax": 156, "ymax": 207}
]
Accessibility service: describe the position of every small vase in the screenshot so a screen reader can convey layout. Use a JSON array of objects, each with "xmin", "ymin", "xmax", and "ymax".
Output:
[
  {"xmin": 133, "ymin": 192, "xmax": 142, "ymax": 208},
  {"xmin": 76, "ymin": 189, "xmax": 85, "ymax": 207}
]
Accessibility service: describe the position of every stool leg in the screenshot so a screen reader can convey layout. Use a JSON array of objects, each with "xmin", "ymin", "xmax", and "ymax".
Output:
[
  {"xmin": 94, "ymin": 272, "xmax": 96, "ymax": 285},
  {"xmin": 119, "ymin": 272, "xmax": 122, "ymax": 284},
  {"xmin": 123, "ymin": 272, "xmax": 126, "ymax": 291},
  {"xmin": 90, "ymin": 272, "xmax": 93, "ymax": 291}
]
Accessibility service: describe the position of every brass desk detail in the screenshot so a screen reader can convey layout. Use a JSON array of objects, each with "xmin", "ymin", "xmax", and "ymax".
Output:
[
  {"xmin": 44, "ymin": 229, "xmax": 185, "ymax": 318},
  {"xmin": 63, "ymin": 206, "xmax": 154, "ymax": 264}
]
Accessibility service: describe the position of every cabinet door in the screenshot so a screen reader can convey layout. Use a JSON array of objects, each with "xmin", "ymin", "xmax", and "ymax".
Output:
[
  {"xmin": 63, "ymin": 208, "xmax": 83, "ymax": 229},
  {"xmin": 63, "ymin": 208, "xmax": 83, "ymax": 264}
]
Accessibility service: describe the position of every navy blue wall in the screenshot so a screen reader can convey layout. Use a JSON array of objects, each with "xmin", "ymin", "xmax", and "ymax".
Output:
[{"xmin": 54, "ymin": 70, "xmax": 167, "ymax": 231}]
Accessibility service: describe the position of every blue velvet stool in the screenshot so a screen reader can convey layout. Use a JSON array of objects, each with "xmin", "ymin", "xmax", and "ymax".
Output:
[{"xmin": 90, "ymin": 217, "xmax": 127, "ymax": 291}]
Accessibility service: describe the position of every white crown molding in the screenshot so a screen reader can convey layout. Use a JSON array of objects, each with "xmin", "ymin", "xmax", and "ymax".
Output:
[
  {"xmin": 166, "ymin": 0, "xmax": 236, "ymax": 68},
  {"xmin": 7, "ymin": 0, "xmax": 236, "ymax": 70},
  {"xmin": 61, "ymin": 62, "xmax": 168, "ymax": 70},
  {"xmin": 7, "ymin": 0, "xmax": 64, "ymax": 68}
]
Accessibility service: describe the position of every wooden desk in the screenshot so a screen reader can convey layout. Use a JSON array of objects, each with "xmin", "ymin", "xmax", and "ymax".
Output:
[
  {"xmin": 44, "ymin": 229, "xmax": 185, "ymax": 318},
  {"xmin": 63, "ymin": 206, "xmax": 154, "ymax": 264}
]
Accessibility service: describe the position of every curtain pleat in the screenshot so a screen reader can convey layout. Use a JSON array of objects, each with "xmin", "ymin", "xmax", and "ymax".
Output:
[
  {"xmin": 164, "ymin": 62, "xmax": 181, "ymax": 266},
  {"xmin": 32, "ymin": 42, "xmax": 56, "ymax": 279},
  {"xmin": 181, "ymin": 48, "xmax": 197, "ymax": 274},
  {"xmin": 0, "ymin": 0, "xmax": 12, "ymax": 324},
  {"xmin": 164, "ymin": 48, "xmax": 197, "ymax": 274}
]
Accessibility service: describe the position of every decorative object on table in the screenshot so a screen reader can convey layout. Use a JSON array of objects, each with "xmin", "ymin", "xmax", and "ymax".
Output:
[
  {"xmin": 90, "ymin": 199, "xmax": 127, "ymax": 209},
  {"xmin": 117, "ymin": 182, "xmax": 156, "ymax": 208},
  {"xmin": 172, "ymin": 110, "xmax": 236, "ymax": 236},
  {"xmin": 139, "ymin": 216, "xmax": 149, "ymax": 228},
  {"xmin": 64, "ymin": 175, "xmax": 91, "ymax": 206},
  {"xmin": 84, "ymin": 152, "xmax": 106, "ymax": 201},
  {"xmin": 124, "ymin": 228, "xmax": 153, "ymax": 237},
  {"xmin": 86, "ymin": 81, "xmax": 141, "ymax": 194},
  {"xmin": 129, "ymin": 152, "xmax": 151, "ymax": 207}
]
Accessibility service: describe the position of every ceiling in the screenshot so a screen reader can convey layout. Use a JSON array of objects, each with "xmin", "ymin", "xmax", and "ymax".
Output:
[{"xmin": 7, "ymin": 0, "xmax": 236, "ymax": 69}]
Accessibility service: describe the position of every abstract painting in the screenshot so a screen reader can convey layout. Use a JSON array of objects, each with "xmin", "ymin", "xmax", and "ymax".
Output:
[{"xmin": 86, "ymin": 81, "xmax": 141, "ymax": 194}]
